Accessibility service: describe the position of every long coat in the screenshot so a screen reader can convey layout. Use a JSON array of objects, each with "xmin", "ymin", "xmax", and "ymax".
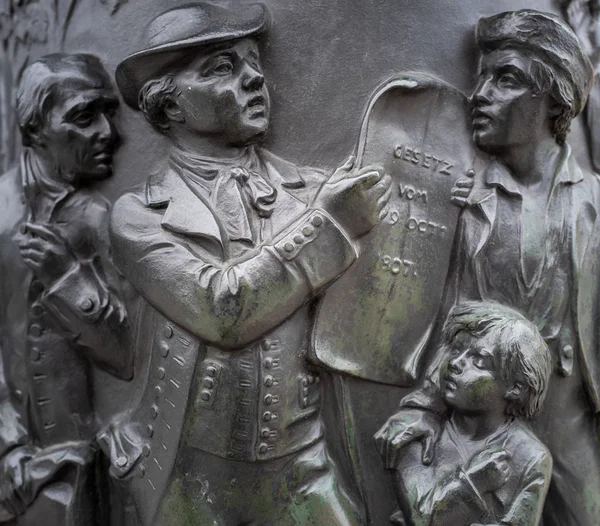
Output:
[
  {"xmin": 0, "ymin": 161, "xmax": 131, "ymax": 525},
  {"xmin": 103, "ymin": 149, "xmax": 359, "ymax": 525}
]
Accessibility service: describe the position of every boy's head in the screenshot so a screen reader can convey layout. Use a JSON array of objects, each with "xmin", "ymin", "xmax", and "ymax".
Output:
[{"xmin": 439, "ymin": 302, "xmax": 551, "ymax": 420}]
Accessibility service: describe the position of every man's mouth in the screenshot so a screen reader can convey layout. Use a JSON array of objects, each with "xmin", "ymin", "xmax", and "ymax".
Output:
[
  {"xmin": 471, "ymin": 108, "xmax": 494, "ymax": 127},
  {"xmin": 246, "ymin": 95, "xmax": 266, "ymax": 117},
  {"xmin": 92, "ymin": 150, "xmax": 113, "ymax": 162}
]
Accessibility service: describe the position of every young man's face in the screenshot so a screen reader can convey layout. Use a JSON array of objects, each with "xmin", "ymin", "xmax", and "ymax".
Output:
[
  {"xmin": 441, "ymin": 332, "xmax": 508, "ymax": 414},
  {"xmin": 471, "ymin": 48, "xmax": 554, "ymax": 154},
  {"xmin": 41, "ymin": 72, "xmax": 120, "ymax": 183},
  {"xmin": 172, "ymin": 38, "xmax": 270, "ymax": 146}
]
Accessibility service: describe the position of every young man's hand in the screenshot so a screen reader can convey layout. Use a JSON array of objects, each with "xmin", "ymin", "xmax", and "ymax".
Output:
[
  {"xmin": 313, "ymin": 155, "xmax": 392, "ymax": 239},
  {"xmin": 450, "ymin": 169, "xmax": 475, "ymax": 208},
  {"xmin": 374, "ymin": 408, "xmax": 442, "ymax": 469}
]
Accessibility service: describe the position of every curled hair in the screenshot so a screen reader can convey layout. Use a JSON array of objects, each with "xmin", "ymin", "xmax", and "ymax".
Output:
[
  {"xmin": 138, "ymin": 76, "xmax": 180, "ymax": 134},
  {"xmin": 442, "ymin": 302, "xmax": 552, "ymax": 419}
]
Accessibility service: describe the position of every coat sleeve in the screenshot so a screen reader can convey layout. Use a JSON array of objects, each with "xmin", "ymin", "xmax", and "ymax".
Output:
[
  {"xmin": 109, "ymin": 191, "xmax": 358, "ymax": 350},
  {"xmin": 39, "ymin": 199, "xmax": 133, "ymax": 380}
]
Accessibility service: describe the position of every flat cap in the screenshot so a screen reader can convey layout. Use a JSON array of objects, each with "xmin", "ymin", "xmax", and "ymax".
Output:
[{"xmin": 477, "ymin": 9, "xmax": 594, "ymax": 116}]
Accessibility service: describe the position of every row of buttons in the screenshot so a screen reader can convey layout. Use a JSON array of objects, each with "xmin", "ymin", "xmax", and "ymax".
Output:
[{"xmin": 283, "ymin": 214, "xmax": 324, "ymax": 253}]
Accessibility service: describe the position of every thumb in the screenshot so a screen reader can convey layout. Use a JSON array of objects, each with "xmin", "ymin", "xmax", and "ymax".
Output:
[{"xmin": 340, "ymin": 155, "xmax": 355, "ymax": 171}]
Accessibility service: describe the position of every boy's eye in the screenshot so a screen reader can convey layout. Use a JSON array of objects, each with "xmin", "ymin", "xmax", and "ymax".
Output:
[{"xmin": 474, "ymin": 355, "xmax": 492, "ymax": 370}]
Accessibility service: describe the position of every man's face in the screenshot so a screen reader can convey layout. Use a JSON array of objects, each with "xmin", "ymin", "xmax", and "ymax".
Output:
[
  {"xmin": 471, "ymin": 48, "xmax": 553, "ymax": 153},
  {"xmin": 440, "ymin": 332, "xmax": 508, "ymax": 414},
  {"xmin": 41, "ymin": 74, "xmax": 120, "ymax": 183},
  {"xmin": 172, "ymin": 38, "xmax": 270, "ymax": 146}
]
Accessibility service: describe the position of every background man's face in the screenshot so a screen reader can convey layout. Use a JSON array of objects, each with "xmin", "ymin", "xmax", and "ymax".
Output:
[
  {"xmin": 440, "ymin": 332, "xmax": 508, "ymax": 414},
  {"xmin": 471, "ymin": 49, "xmax": 553, "ymax": 153},
  {"xmin": 42, "ymin": 73, "xmax": 120, "ymax": 182},
  {"xmin": 173, "ymin": 38, "xmax": 270, "ymax": 146}
]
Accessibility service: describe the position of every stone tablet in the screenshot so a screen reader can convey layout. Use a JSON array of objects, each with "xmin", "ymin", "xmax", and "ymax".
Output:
[{"xmin": 312, "ymin": 73, "xmax": 478, "ymax": 386}]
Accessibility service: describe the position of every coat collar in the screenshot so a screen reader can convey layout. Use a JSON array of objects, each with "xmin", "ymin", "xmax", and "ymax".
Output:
[
  {"xmin": 145, "ymin": 147, "xmax": 307, "ymax": 247},
  {"xmin": 470, "ymin": 143, "xmax": 582, "ymax": 225}
]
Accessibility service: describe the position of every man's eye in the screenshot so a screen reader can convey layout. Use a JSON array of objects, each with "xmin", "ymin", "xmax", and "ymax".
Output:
[
  {"xmin": 213, "ymin": 61, "xmax": 233, "ymax": 74},
  {"xmin": 498, "ymin": 73, "xmax": 519, "ymax": 86},
  {"xmin": 71, "ymin": 112, "xmax": 94, "ymax": 127}
]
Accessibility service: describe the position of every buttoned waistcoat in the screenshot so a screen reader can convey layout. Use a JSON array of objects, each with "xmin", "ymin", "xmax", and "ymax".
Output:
[{"xmin": 103, "ymin": 149, "xmax": 359, "ymax": 525}]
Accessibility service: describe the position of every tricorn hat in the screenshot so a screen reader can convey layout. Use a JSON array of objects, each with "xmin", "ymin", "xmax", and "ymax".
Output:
[{"xmin": 116, "ymin": 2, "xmax": 269, "ymax": 109}]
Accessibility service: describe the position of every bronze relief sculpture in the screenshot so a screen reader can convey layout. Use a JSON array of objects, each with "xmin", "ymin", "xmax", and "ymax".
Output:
[{"xmin": 1, "ymin": 2, "xmax": 600, "ymax": 526}]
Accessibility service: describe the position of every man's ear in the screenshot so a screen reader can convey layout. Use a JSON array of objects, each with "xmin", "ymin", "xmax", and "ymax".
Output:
[
  {"xmin": 25, "ymin": 123, "xmax": 46, "ymax": 149},
  {"xmin": 548, "ymin": 100, "xmax": 564, "ymax": 118},
  {"xmin": 505, "ymin": 381, "xmax": 523, "ymax": 401},
  {"xmin": 163, "ymin": 97, "xmax": 185, "ymax": 124}
]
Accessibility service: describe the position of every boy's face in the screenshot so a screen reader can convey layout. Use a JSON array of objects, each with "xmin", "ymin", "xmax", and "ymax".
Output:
[{"xmin": 441, "ymin": 332, "xmax": 509, "ymax": 414}]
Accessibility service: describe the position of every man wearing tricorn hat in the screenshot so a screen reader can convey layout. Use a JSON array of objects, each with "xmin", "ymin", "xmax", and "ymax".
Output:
[
  {"xmin": 103, "ymin": 2, "xmax": 391, "ymax": 524},
  {"xmin": 376, "ymin": 9, "xmax": 600, "ymax": 526}
]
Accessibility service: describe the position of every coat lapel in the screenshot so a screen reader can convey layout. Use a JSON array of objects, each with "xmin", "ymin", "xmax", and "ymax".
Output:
[{"xmin": 146, "ymin": 167, "xmax": 223, "ymax": 249}]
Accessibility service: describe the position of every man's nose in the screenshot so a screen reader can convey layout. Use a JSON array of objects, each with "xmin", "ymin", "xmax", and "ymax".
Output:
[
  {"xmin": 471, "ymin": 77, "xmax": 493, "ymax": 106},
  {"xmin": 241, "ymin": 62, "xmax": 265, "ymax": 91},
  {"xmin": 96, "ymin": 113, "xmax": 118, "ymax": 144}
]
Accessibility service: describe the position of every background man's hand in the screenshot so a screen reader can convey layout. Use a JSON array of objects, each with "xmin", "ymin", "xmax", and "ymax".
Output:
[
  {"xmin": 466, "ymin": 445, "xmax": 511, "ymax": 494},
  {"xmin": 374, "ymin": 408, "xmax": 442, "ymax": 469},
  {"xmin": 313, "ymin": 155, "xmax": 392, "ymax": 239},
  {"xmin": 14, "ymin": 222, "xmax": 78, "ymax": 288}
]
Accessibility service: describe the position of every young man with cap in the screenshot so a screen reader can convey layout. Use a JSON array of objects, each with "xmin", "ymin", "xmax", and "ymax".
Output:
[
  {"xmin": 376, "ymin": 10, "xmax": 600, "ymax": 526},
  {"xmin": 103, "ymin": 3, "xmax": 391, "ymax": 525}
]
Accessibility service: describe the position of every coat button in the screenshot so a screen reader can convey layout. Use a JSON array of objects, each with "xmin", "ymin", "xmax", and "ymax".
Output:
[
  {"xmin": 302, "ymin": 225, "xmax": 314, "ymax": 237},
  {"xmin": 203, "ymin": 377, "xmax": 215, "ymax": 389},
  {"xmin": 258, "ymin": 443, "xmax": 268, "ymax": 454},
  {"xmin": 283, "ymin": 242, "xmax": 294, "ymax": 252},
  {"xmin": 263, "ymin": 411, "xmax": 272, "ymax": 422},
  {"xmin": 200, "ymin": 390, "xmax": 211, "ymax": 402},
  {"xmin": 264, "ymin": 357, "xmax": 273, "ymax": 369},
  {"xmin": 154, "ymin": 386, "xmax": 162, "ymax": 398},
  {"xmin": 116, "ymin": 456, "xmax": 128, "ymax": 468},
  {"xmin": 79, "ymin": 298, "xmax": 94, "ymax": 312},
  {"xmin": 30, "ymin": 347, "xmax": 41, "ymax": 361},
  {"xmin": 14, "ymin": 389, "xmax": 23, "ymax": 402},
  {"xmin": 30, "ymin": 280, "xmax": 44, "ymax": 295},
  {"xmin": 261, "ymin": 340, "xmax": 271, "ymax": 351},
  {"xmin": 261, "ymin": 428, "xmax": 271, "ymax": 439},
  {"xmin": 302, "ymin": 377, "xmax": 309, "ymax": 387},
  {"xmin": 294, "ymin": 234, "xmax": 304, "ymax": 244},
  {"xmin": 311, "ymin": 215, "xmax": 323, "ymax": 227},
  {"xmin": 163, "ymin": 325, "xmax": 173, "ymax": 339},
  {"xmin": 264, "ymin": 394, "xmax": 273, "ymax": 405},
  {"xmin": 29, "ymin": 324, "xmax": 43, "ymax": 337},
  {"xmin": 138, "ymin": 465, "xmax": 146, "ymax": 478},
  {"xmin": 143, "ymin": 444, "xmax": 151, "ymax": 457},
  {"xmin": 206, "ymin": 366, "xmax": 217, "ymax": 377},
  {"xmin": 157, "ymin": 367, "xmax": 166, "ymax": 380},
  {"xmin": 150, "ymin": 405, "xmax": 159, "ymax": 418},
  {"xmin": 264, "ymin": 375, "xmax": 274, "ymax": 387},
  {"xmin": 146, "ymin": 424, "xmax": 154, "ymax": 437},
  {"xmin": 562, "ymin": 345, "xmax": 574, "ymax": 359},
  {"xmin": 159, "ymin": 343, "xmax": 169, "ymax": 357},
  {"xmin": 30, "ymin": 304, "xmax": 44, "ymax": 317}
]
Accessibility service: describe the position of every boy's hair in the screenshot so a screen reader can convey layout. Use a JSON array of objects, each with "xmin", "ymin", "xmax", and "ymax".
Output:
[{"xmin": 442, "ymin": 301, "xmax": 551, "ymax": 419}]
